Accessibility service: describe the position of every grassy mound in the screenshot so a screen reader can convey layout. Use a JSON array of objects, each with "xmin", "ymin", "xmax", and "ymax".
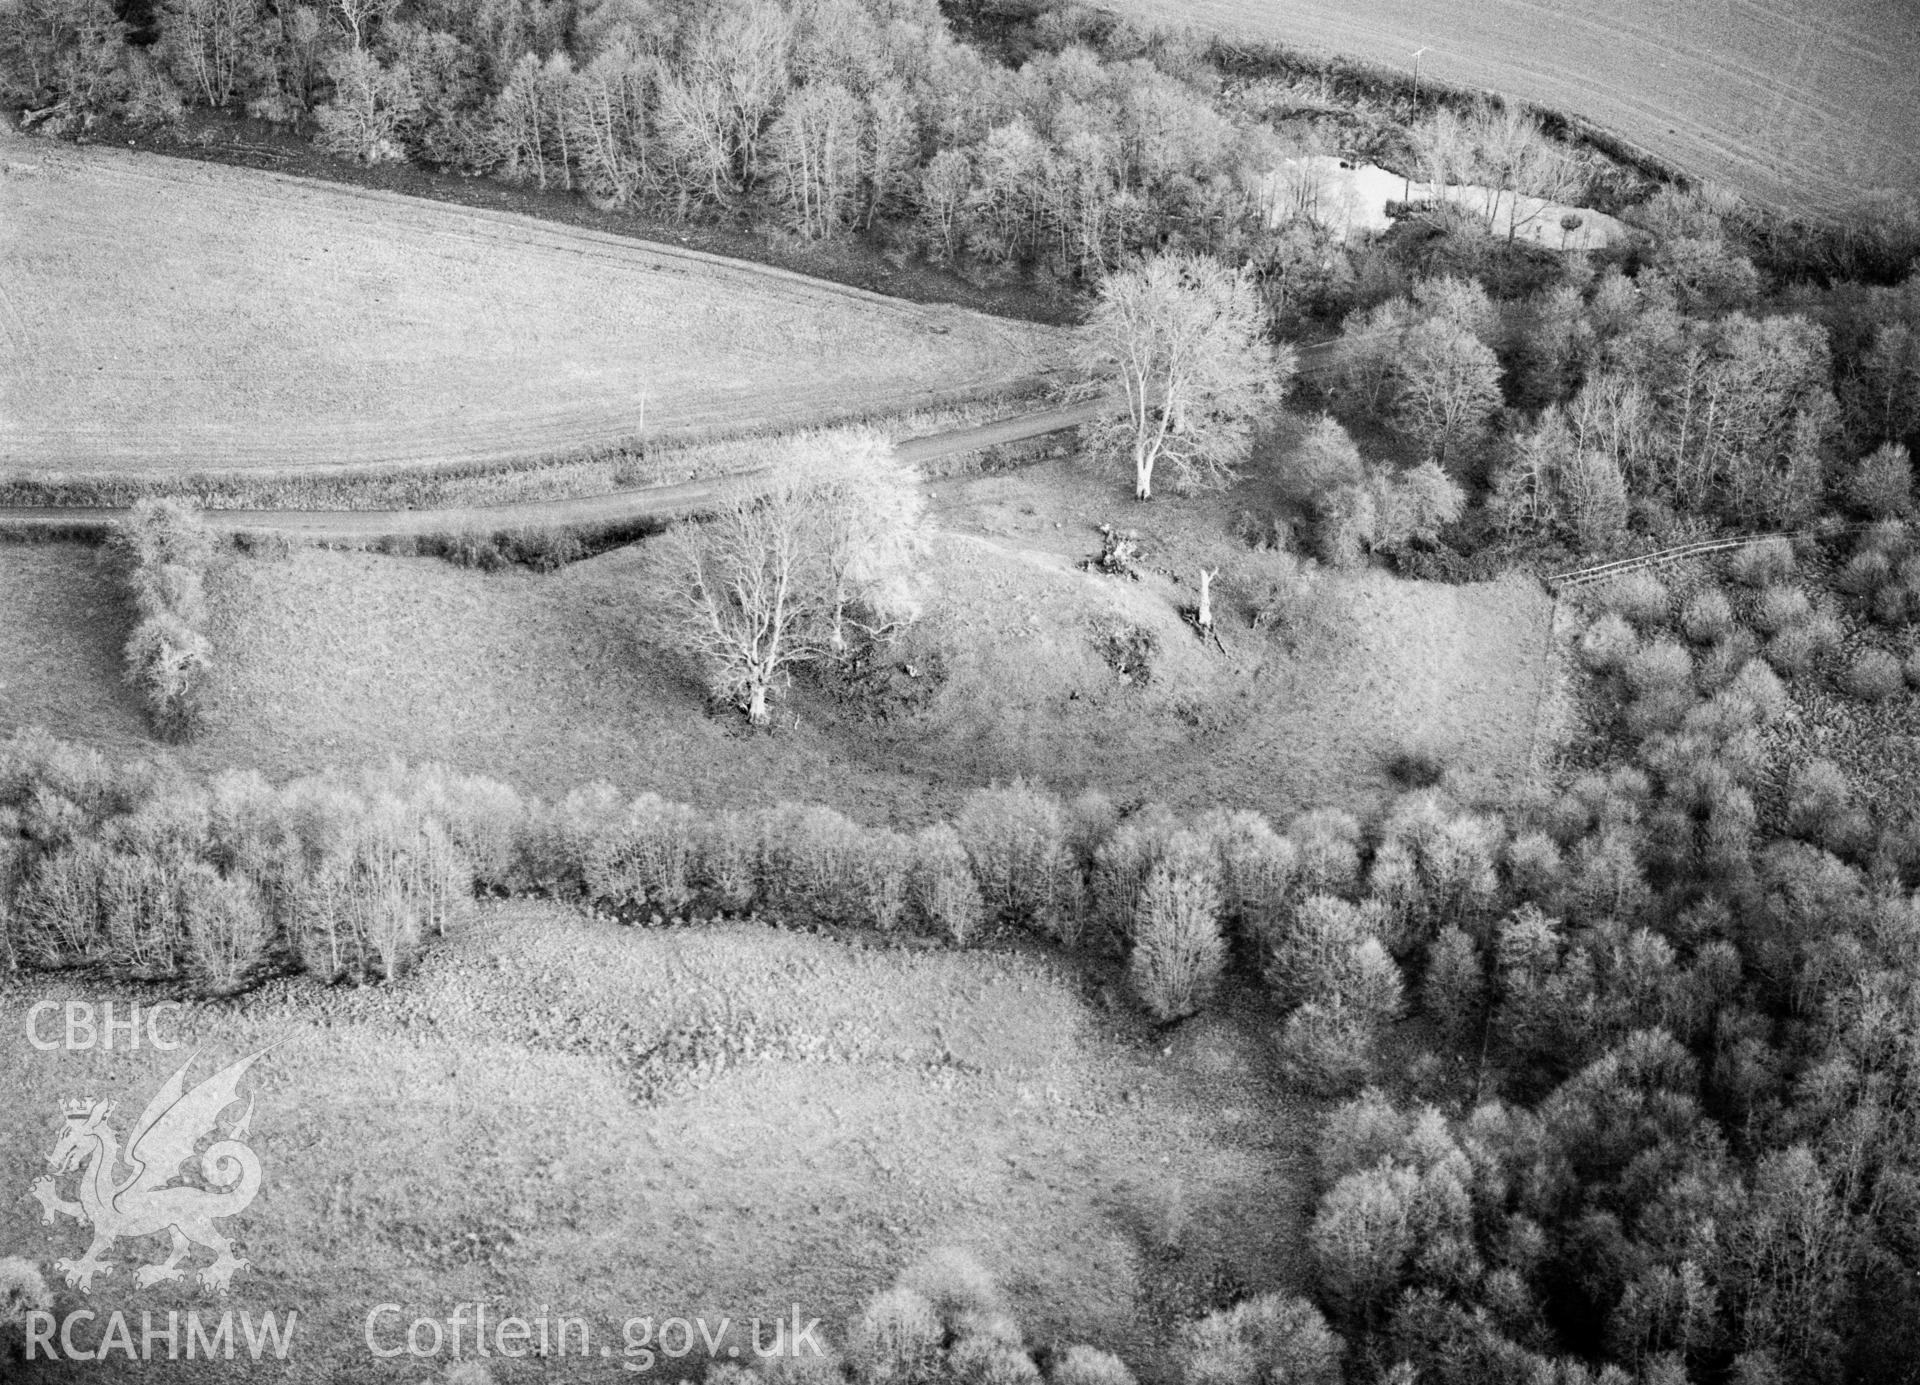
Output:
[{"xmin": 0, "ymin": 462, "xmax": 1556, "ymax": 823}]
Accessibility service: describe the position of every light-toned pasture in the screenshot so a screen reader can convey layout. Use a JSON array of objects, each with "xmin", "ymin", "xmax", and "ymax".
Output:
[
  {"xmin": 1113, "ymin": 0, "xmax": 1920, "ymax": 216},
  {"xmin": 0, "ymin": 133, "xmax": 1067, "ymax": 476},
  {"xmin": 0, "ymin": 482, "xmax": 1559, "ymax": 826},
  {"xmin": 0, "ymin": 908, "xmax": 1314, "ymax": 1383}
]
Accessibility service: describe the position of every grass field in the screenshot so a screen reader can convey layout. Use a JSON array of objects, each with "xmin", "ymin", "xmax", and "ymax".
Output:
[
  {"xmin": 0, "ymin": 457, "xmax": 1558, "ymax": 824},
  {"xmin": 1109, "ymin": 0, "xmax": 1920, "ymax": 217},
  {"xmin": 0, "ymin": 131, "xmax": 1069, "ymax": 477},
  {"xmin": 1, "ymin": 905, "xmax": 1313, "ymax": 1383},
  {"xmin": 0, "ymin": 393, "xmax": 1065, "ymax": 514}
]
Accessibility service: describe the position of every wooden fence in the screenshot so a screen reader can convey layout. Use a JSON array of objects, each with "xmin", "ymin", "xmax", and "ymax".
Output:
[{"xmin": 1546, "ymin": 522, "xmax": 1885, "ymax": 593}]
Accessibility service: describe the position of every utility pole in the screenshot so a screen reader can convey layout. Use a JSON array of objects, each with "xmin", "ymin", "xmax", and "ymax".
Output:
[
  {"xmin": 1404, "ymin": 48, "xmax": 1431, "ymax": 203},
  {"xmin": 1404, "ymin": 47, "xmax": 1433, "ymax": 203}
]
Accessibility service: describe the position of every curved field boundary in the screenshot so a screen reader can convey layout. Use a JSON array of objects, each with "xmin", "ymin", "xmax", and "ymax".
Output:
[
  {"xmin": 165, "ymin": 158, "xmax": 965, "ymax": 317},
  {"xmin": 0, "ymin": 135, "xmax": 1070, "ymax": 476}
]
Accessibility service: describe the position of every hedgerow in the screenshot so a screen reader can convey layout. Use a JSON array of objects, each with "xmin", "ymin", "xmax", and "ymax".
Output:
[
  {"xmin": 0, "ymin": 727, "xmax": 1449, "ymax": 1054},
  {"xmin": 954, "ymin": 783, "xmax": 1072, "ymax": 935},
  {"xmin": 847, "ymin": 1289, "xmax": 942, "ymax": 1385},
  {"xmin": 105, "ymin": 499, "xmax": 215, "ymax": 739},
  {"xmin": 909, "ymin": 824, "xmax": 984, "ymax": 945},
  {"xmin": 1127, "ymin": 845, "xmax": 1227, "ymax": 1023},
  {"xmin": 0, "ymin": 734, "xmax": 1296, "ymax": 1017},
  {"xmin": 843, "ymin": 1254, "xmax": 1140, "ymax": 1385},
  {"xmin": 1175, "ymin": 1293, "xmax": 1342, "ymax": 1385},
  {"xmin": 1090, "ymin": 805, "xmax": 1181, "ymax": 947}
]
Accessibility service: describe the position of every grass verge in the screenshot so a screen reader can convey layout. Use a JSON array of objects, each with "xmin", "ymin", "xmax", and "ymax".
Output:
[{"xmin": 0, "ymin": 388, "xmax": 1068, "ymax": 516}]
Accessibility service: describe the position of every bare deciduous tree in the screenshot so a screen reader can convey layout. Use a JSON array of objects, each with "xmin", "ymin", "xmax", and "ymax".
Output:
[
  {"xmin": 966, "ymin": 117, "xmax": 1050, "ymax": 264},
  {"xmin": 330, "ymin": 0, "xmax": 392, "ymax": 51},
  {"xmin": 159, "ymin": 0, "xmax": 266, "ymax": 107},
  {"xmin": 108, "ymin": 499, "xmax": 216, "ymax": 740},
  {"xmin": 767, "ymin": 79, "xmax": 864, "ymax": 239},
  {"xmin": 1330, "ymin": 296, "xmax": 1418, "ymax": 414},
  {"xmin": 313, "ymin": 46, "xmax": 417, "ymax": 162},
  {"xmin": 862, "ymin": 78, "xmax": 916, "ymax": 229},
  {"xmin": 567, "ymin": 42, "xmax": 656, "ymax": 206},
  {"xmin": 1409, "ymin": 99, "xmax": 1583, "ymax": 242},
  {"xmin": 655, "ymin": 66, "xmax": 734, "ymax": 205},
  {"xmin": 1391, "ymin": 317, "xmax": 1503, "ymax": 466},
  {"xmin": 665, "ymin": 429, "xmax": 923, "ymax": 725},
  {"xmin": 1369, "ymin": 459, "xmax": 1466, "ymax": 550},
  {"xmin": 772, "ymin": 428, "xmax": 925, "ymax": 655},
  {"xmin": 656, "ymin": 0, "xmax": 791, "ymax": 201},
  {"xmin": 1128, "ymin": 843, "xmax": 1226, "ymax": 1022},
  {"xmin": 1557, "ymin": 446, "xmax": 1630, "ymax": 550},
  {"xmin": 491, "ymin": 51, "xmax": 567, "ymax": 189},
  {"xmin": 916, "ymin": 147, "xmax": 972, "ymax": 264},
  {"xmin": 668, "ymin": 472, "xmax": 823, "ymax": 727},
  {"xmin": 1080, "ymin": 251, "xmax": 1290, "ymax": 500}
]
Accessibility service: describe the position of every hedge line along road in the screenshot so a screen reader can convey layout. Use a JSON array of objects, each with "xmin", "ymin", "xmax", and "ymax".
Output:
[
  {"xmin": 0, "ymin": 394, "xmax": 1121, "ymax": 542},
  {"xmin": 0, "ymin": 340, "xmax": 1342, "ymax": 543}
]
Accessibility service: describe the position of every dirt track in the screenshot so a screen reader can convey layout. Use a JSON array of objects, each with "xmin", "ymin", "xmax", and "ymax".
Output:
[
  {"xmin": 0, "ymin": 337, "xmax": 1347, "ymax": 540},
  {"xmin": 0, "ymin": 395, "xmax": 1127, "ymax": 540}
]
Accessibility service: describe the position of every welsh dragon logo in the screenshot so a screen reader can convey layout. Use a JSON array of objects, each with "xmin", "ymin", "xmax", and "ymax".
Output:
[{"xmin": 29, "ymin": 1049, "xmax": 270, "ymax": 1295}]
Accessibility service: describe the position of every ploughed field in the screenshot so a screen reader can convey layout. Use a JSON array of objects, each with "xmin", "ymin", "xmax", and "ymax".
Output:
[
  {"xmin": 0, "ymin": 132, "xmax": 1067, "ymax": 477},
  {"xmin": 1105, "ymin": 0, "xmax": 1920, "ymax": 217}
]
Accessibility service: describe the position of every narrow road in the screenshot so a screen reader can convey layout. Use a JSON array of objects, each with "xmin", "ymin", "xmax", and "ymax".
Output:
[
  {"xmin": 0, "ymin": 343, "xmax": 1339, "ymax": 543},
  {"xmin": 0, "ymin": 395, "xmax": 1124, "ymax": 542}
]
